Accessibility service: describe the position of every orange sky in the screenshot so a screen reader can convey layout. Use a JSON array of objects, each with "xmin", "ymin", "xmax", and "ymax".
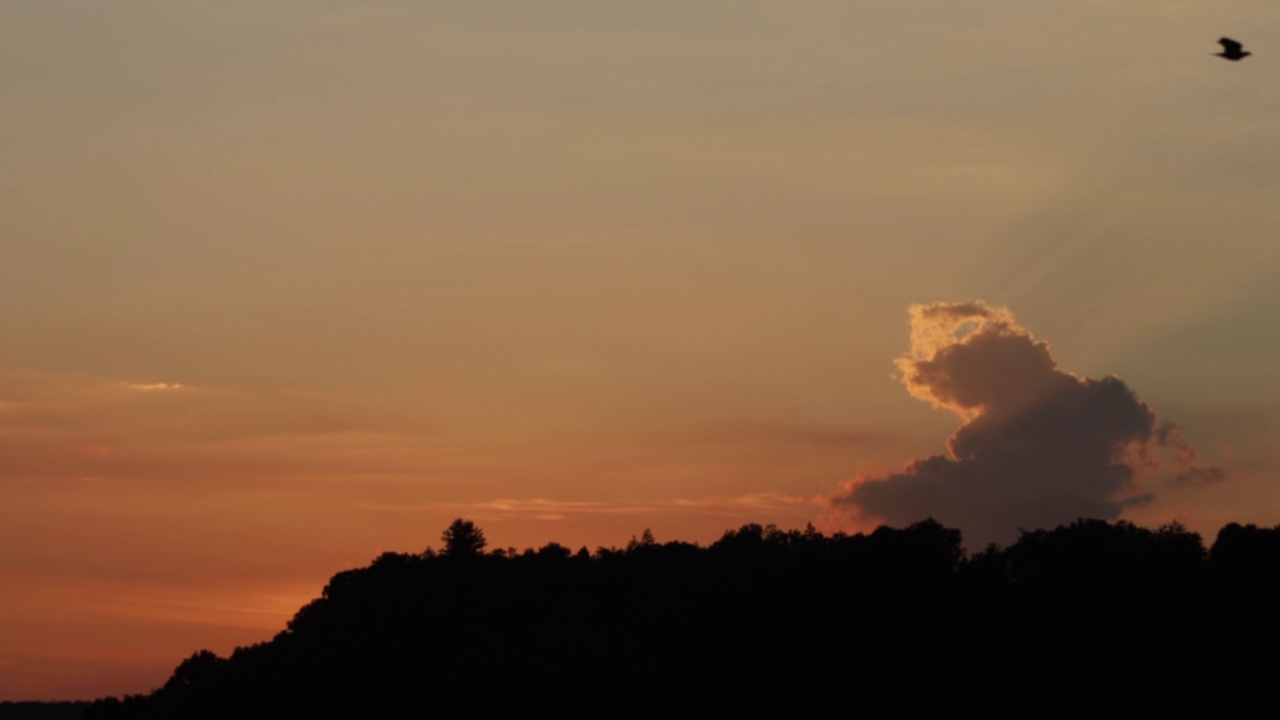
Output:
[{"xmin": 5, "ymin": 0, "xmax": 1280, "ymax": 700}]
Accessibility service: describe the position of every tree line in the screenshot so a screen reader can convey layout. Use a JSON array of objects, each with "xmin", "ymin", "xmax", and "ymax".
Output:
[{"xmin": 81, "ymin": 517, "xmax": 1280, "ymax": 718}]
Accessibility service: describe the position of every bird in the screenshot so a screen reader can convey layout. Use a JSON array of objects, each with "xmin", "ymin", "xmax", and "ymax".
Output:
[{"xmin": 1216, "ymin": 37, "xmax": 1250, "ymax": 61}]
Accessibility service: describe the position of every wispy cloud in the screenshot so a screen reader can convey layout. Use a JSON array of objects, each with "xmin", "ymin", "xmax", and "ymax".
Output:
[
  {"xmin": 0, "ymin": 367, "xmax": 440, "ymax": 484},
  {"xmin": 360, "ymin": 491, "xmax": 821, "ymax": 521},
  {"xmin": 126, "ymin": 382, "xmax": 184, "ymax": 392}
]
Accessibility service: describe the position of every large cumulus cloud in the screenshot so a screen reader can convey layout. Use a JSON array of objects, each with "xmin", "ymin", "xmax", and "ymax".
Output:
[{"xmin": 829, "ymin": 301, "xmax": 1223, "ymax": 546}]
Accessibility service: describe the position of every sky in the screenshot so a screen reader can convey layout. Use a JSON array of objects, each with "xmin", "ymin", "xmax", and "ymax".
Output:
[{"xmin": 4, "ymin": 0, "xmax": 1280, "ymax": 701}]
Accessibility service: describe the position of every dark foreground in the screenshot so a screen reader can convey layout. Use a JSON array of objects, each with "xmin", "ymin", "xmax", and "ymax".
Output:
[{"xmin": 76, "ymin": 518, "xmax": 1280, "ymax": 717}]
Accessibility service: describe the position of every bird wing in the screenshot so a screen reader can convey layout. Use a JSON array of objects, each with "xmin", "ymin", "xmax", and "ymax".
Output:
[{"xmin": 1219, "ymin": 37, "xmax": 1243, "ymax": 53}]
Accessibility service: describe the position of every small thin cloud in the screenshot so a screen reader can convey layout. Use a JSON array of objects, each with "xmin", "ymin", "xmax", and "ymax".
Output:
[
  {"xmin": 476, "ymin": 498, "xmax": 654, "ymax": 515},
  {"xmin": 75, "ymin": 445, "xmax": 128, "ymax": 460},
  {"xmin": 126, "ymin": 382, "xmax": 184, "ymax": 392},
  {"xmin": 1175, "ymin": 466, "xmax": 1227, "ymax": 487},
  {"xmin": 0, "ymin": 368, "xmax": 437, "ymax": 484},
  {"xmin": 359, "ymin": 498, "xmax": 659, "ymax": 516},
  {"xmin": 360, "ymin": 492, "xmax": 821, "ymax": 521},
  {"xmin": 670, "ymin": 491, "xmax": 817, "ymax": 512}
]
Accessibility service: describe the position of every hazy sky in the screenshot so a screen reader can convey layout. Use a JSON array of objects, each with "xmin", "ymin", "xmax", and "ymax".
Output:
[{"xmin": 5, "ymin": 0, "xmax": 1280, "ymax": 700}]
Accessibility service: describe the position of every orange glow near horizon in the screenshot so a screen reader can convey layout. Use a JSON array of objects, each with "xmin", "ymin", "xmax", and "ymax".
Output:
[{"xmin": 6, "ymin": 0, "xmax": 1280, "ymax": 702}]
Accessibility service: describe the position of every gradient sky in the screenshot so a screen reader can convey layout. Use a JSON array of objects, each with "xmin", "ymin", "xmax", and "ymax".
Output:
[{"xmin": 5, "ymin": 0, "xmax": 1280, "ymax": 701}]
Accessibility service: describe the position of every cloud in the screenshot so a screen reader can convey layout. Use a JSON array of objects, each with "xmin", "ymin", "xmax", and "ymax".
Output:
[
  {"xmin": 1155, "ymin": 423, "xmax": 1227, "ymax": 486},
  {"xmin": 126, "ymin": 382, "xmax": 184, "ymax": 392},
  {"xmin": 360, "ymin": 491, "xmax": 820, "ymax": 521},
  {"xmin": 0, "ymin": 369, "xmax": 418, "ymax": 443},
  {"xmin": 0, "ymin": 367, "xmax": 436, "ymax": 484},
  {"xmin": 827, "ymin": 301, "xmax": 1224, "ymax": 547}
]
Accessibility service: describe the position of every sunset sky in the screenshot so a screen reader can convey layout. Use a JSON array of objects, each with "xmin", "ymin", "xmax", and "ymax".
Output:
[{"xmin": 5, "ymin": 0, "xmax": 1280, "ymax": 701}]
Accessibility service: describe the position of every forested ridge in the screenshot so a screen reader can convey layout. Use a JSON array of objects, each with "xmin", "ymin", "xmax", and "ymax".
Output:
[{"xmin": 77, "ymin": 518, "xmax": 1280, "ymax": 717}]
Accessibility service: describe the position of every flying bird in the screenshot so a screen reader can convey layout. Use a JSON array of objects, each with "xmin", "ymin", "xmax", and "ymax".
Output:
[{"xmin": 1216, "ymin": 37, "xmax": 1250, "ymax": 61}]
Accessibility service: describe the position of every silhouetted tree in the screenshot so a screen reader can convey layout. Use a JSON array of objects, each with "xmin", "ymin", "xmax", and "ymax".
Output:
[
  {"xmin": 537, "ymin": 542, "xmax": 572, "ymax": 561},
  {"xmin": 627, "ymin": 528, "xmax": 657, "ymax": 552},
  {"xmin": 441, "ymin": 518, "xmax": 487, "ymax": 557}
]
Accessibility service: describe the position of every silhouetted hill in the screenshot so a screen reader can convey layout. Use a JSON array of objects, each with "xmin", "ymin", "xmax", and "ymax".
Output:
[{"xmin": 83, "ymin": 518, "xmax": 1280, "ymax": 718}]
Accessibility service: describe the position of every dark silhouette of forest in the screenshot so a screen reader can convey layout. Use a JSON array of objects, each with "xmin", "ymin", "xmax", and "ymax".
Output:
[{"xmin": 73, "ymin": 517, "xmax": 1280, "ymax": 717}]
